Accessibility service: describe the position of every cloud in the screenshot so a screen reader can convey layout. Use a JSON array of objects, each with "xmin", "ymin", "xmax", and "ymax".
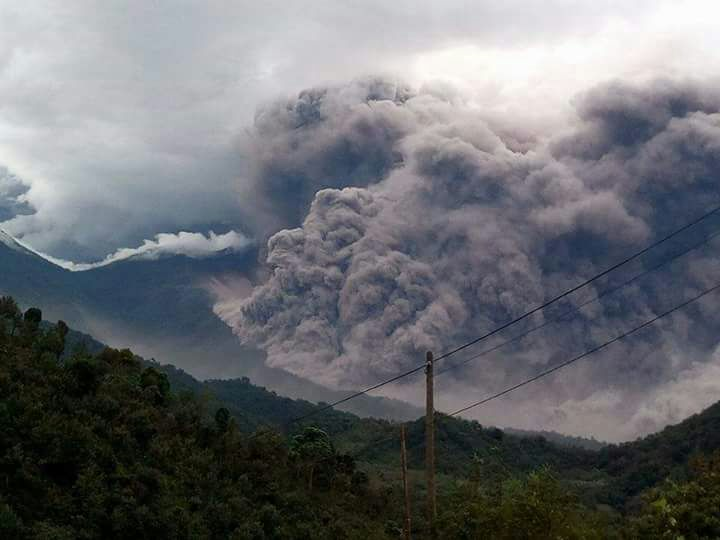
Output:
[
  {"xmin": 626, "ymin": 352, "xmax": 720, "ymax": 438},
  {"xmin": 0, "ymin": 0, "xmax": 705, "ymax": 259},
  {"xmin": 38, "ymin": 230, "xmax": 252, "ymax": 271},
  {"xmin": 0, "ymin": 166, "xmax": 33, "ymax": 222},
  {"xmin": 237, "ymin": 78, "xmax": 414, "ymax": 235},
  {"xmin": 219, "ymin": 78, "xmax": 720, "ymax": 441}
]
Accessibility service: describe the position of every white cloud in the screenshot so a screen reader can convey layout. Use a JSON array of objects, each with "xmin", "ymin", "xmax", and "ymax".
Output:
[{"xmin": 30, "ymin": 230, "xmax": 252, "ymax": 271}]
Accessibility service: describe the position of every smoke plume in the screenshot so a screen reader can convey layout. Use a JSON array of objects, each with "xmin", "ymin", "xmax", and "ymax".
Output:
[{"xmin": 223, "ymin": 78, "xmax": 720, "ymax": 441}]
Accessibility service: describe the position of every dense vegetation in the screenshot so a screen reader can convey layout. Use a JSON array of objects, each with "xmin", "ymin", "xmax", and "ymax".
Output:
[
  {"xmin": 0, "ymin": 298, "xmax": 395, "ymax": 539},
  {"xmin": 2, "ymin": 296, "xmax": 720, "ymax": 538},
  {"xmin": 595, "ymin": 401, "xmax": 720, "ymax": 509}
]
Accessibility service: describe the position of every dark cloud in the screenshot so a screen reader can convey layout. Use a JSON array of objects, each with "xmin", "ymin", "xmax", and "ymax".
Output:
[
  {"xmin": 555, "ymin": 80, "xmax": 720, "ymax": 159},
  {"xmin": 0, "ymin": 167, "xmax": 33, "ymax": 222},
  {"xmin": 0, "ymin": 1, "xmax": 663, "ymax": 258},
  {"xmin": 222, "ymin": 78, "xmax": 720, "ymax": 441},
  {"xmin": 238, "ymin": 79, "xmax": 414, "ymax": 234}
]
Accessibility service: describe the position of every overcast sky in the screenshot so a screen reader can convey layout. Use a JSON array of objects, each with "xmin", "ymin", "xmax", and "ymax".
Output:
[{"xmin": 2, "ymin": 1, "xmax": 719, "ymax": 260}]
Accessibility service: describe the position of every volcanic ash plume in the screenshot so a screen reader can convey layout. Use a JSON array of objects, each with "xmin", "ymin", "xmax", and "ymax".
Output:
[{"xmin": 223, "ymin": 78, "xmax": 720, "ymax": 440}]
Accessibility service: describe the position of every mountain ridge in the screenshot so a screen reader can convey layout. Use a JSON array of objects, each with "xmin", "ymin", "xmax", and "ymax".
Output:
[{"xmin": 0, "ymin": 232, "xmax": 426, "ymax": 420}]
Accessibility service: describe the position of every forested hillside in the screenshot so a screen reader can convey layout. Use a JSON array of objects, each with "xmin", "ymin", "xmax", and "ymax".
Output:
[
  {"xmin": 61, "ymin": 309, "xmax": 720, "ymax": 513},
  {"xmin": 3, "ymin": 297, "xmax": 720, "ymax": 538},
  {"xmin": 0, "ymin": 298, "xmax": 395, "ymax": 539}
]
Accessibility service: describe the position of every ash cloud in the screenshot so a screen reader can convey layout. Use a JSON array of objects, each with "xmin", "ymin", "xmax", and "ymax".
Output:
[
  {"xmin": 238, "ymin": 78, "xmax": 414, "ymax": 235},
  {"xmin": 221, "ymin": 78, "xmax": 720, "ymax": 441}
]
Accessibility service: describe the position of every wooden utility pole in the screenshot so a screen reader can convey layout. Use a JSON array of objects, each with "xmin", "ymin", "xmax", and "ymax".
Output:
[
  {"xmin": 400, "ymin": 425, "xmax": 412, "ymax": 540},
  {"xmin": 425, "ymin": 350, "xmax": 437, "ymax": 539}
]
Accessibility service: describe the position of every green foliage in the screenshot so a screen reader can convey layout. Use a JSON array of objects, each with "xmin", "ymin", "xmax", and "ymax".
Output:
[
  {"xmin": 0, "ymin": 499, "xmax": 22, "ymax": 539},
  {"xmin": 0, "ymin": 296, "xmax": 21, "ymax": 338},
  {"xmin": 215, "ymin": 407, "xmax": 231, "ymax": 433},
  {"xmin": 290, "ymin": 427, "xmax": 335, "ymax": 490},
  {"xmin": 0, "ymin": 299, "xmax": 394, "ymax": 539},
  {"xmin": 439, "ymin": 467, "xmax": 607, "ymax": 539},
  {"xmin": 22, "ymin": 307, "xmax": 41, "ymax": 330},
  {"xmin": 596, "ymin": 401, "xmax": 720, "ymax": 509},
  {"xmin": 202, "ymin": 376, "xmax": 359, "ymax": 436},
  {"xmin": 623, "ymin": 451, "xmax": 720, "ymax": 539},
  {"xmin": 5, "ymin": 296, "xmax": 720, "ymax": 538}
]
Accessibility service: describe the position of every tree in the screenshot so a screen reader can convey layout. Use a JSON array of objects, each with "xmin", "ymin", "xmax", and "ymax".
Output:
[
  {"xmin": 624, "ymin": 451, "xmax": 720, "ymax": 539},
  {"xmin": 0, "ymin": 296, "xmax": 21, "ymax": 337},
  {"xmin": 140, "ymin": 366, "xmax": 170, "ymax": 403},
  {"xmin": 0, "ymin": 297, "xmax": 399, "ymax": 539},
  {"xmin": 215, "ymin": 407, "xmax": 230, "ymax": 433},
  {"xmin": 289, "ymin": 427, "xmax": 334, "ymax": 491},
  {"xmin": 42, "ymin": 321, "xmax": 70, "ymax": 360},
  {"xmin": 23, "ymin": 307, "xmax": 42, "ymax": 331},
  {"xmin": 439, "ymin": 467, "xmax": 605, "ymax": 539}
]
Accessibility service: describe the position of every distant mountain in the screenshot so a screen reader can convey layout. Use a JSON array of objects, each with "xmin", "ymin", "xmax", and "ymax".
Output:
[
  {"xmin": 0, "ymin": 229, "xmax": 261, "ymax": 375},
  {"xmin": 0, "ymin": 235, "xmax": 422, "ymax": 421},
  {"xmin": 39, "ymin": 319, "xmax": 720, "ymax": 513},
  {"xmin": 504, "ymin": 427, "xmax": 606, "ymax": 451},
  {"xmin": 595, "ymin": 400, "xmax": 720, "ymax": 508},
  {"xmin": 0, "ymin": 230, "xmax": 82, "ymax": 321}
]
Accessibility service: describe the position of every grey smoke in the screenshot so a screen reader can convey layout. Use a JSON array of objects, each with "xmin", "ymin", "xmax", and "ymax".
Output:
[
  {"xmin": 238, "ymin": 78, "xmax": 414, "ymax": 235},
  {"xmin": 223, "ymin": 78, "xmax": 720, "ymax": 441}
]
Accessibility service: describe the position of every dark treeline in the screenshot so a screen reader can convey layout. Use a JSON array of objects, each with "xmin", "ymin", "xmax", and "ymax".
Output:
[{"xmin": 1, "ymin": 296, "xmax": 720, "ymax": 539}]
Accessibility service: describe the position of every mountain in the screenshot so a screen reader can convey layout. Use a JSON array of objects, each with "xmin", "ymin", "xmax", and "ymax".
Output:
[
  {"xmin": 8, "ymin": 229, "xmax": 720, "ymax": 476},
  {"xmin": 61, "ymin": 322, "xmax": 597, "ymax": 478},
  {"xmin": 61, "ymin": 308, "xmax": 720, "ymax": 514},
  {"xmin": 65, "ymin": 319, "xmax": 720, "ymax": 515},
  {"xmin": 0, "ymin": 233, "xmax": 422, "ymax": 420},
  {"xmin": 0, "ymin": 230, "xmax": 79, "ymax": 317},
  {"xmin": 595, "ymin": 399, "xmax": 720, "ymax": 508},
  {"xmin": 0, "ymin": 311, "xmax": 397, "ymax": 539},
  {"xmin": 504, "ymin": 427, "xmax": 606, "ymax": 451},
  {"xmin": 6, "ymin": 307, "xmax": 720, "ymax": 537}
]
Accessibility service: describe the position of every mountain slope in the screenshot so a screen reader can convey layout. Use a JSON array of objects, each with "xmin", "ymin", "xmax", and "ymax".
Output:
[
  {"xmin": 596, "ymin": 400, "xmax": 720, "ymax": 508},
  {"xmin": 0, "ymin": 308, "xmax": 396, "ymax": 539},
  {"xmin": 0, "ymin": 232, "xmax": 80, "ymax": 319},
  {"xmin": 6, "ymin": 300, "xmax": 720, "ymax": 537},
  {"xmin": 64, "ymin": 318, "xmax": 720, "ymax": 512},
  {"xmin": 0, "ymin": 232, "xmax": 422, "ymax": 420},
  {"xmin": 61, "ymin": 324, "xmax": 594, "ymax": 477}
]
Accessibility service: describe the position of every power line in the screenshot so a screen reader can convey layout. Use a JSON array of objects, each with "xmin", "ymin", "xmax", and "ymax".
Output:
[
  {"xmin": 340, "ymin": 276, "xmax": 720, "ymax": 460},
  {"xmin": 287, "ymin": 203, "xmax": 720, "ymax": 424},
  {"xmin": 288, "ymin": 364, "xmax": 427, "ymax": 424},
  {"xmin": 295, "ymin": 271, "xmax": 720, "ymax": 460},
  {"xmin": 449, "ymin": 280, "xmax": 720, "ymax": 417},
  {"xmin": 435, "ymin": 227, "xmax": 720, "ymax": 378},
  {"xmin": 433, "ymin": 203, "xmax": 720, "ymax": 364}
]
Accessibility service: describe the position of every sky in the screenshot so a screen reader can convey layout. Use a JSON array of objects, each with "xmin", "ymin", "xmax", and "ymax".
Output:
[
  {"xmin": 2, "ymin": 0, "xmax": 719, "ymax": 260},
  {"xmin": 2, "ymin": 1, "xmax": 720, "ymax": 440}
]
